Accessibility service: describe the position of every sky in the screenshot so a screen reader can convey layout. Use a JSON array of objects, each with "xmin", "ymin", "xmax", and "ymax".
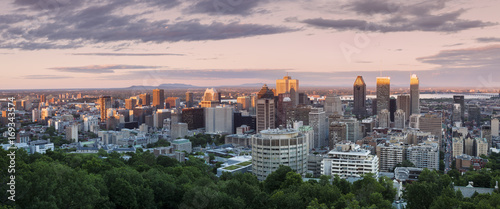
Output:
[{"xmin": 1, "ymin": 0, "xmax": 499, "ymax": 90}]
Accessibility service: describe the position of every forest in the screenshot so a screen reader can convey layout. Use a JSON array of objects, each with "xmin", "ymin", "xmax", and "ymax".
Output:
[{"xmin": 1, "ymin": 149, "xmax": 500, "ymax": 209}]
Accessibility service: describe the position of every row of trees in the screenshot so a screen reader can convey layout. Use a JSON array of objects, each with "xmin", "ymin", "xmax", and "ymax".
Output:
[{"xmin": 1, "ymin": 149, "xmax": 500, "ymax": 208}]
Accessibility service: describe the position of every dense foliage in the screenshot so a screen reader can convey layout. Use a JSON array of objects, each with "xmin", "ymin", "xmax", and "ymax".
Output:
[
  {"xmin": 1, "ymin": 149, "xmax": 394, "ymax": 209},
  {"xmin": 1, "ymin": 150, "xmax": 500, "ymax": 208}
]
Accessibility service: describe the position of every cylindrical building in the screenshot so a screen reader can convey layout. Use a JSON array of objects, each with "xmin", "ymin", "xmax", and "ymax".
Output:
[{"xmin": 252, "ymin": 129, "xmax": 308, "ymax": 181}]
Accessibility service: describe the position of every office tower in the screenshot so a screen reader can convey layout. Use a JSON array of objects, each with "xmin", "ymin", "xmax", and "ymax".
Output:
[
  {"xmin": 468, "ymin": 105, "xmax": 481, "ymax": 124},
  {"xmin": 200, "ymin": 88, "xmax": 220, "ymax": 108},
  {"xmin": 171, "ymin": 123, "xmax": 188, "ymax": 139},
  {"xmin": 125, "ymin": 98, "xmax": 136, "ymax": 110},
  {"xmin": 276, "ymin": 74, "xmax": 299, "ymax": 95},
  {"xmin": 390, "ymin": 97, "xmax": 397, "ymax": 122},
  {"xmin": 340, "ymin": 117, "xmax": 362, "ymax": 142},
  {"xmin": 252, "ymin": 129, "xmax": 308, "ymax": 181},
  {"xmin": 322, "ymin": 144, "xmax": 379, "ymax": 178},
  {"xmin": 410, "ymin": 74, "xmax": 420, "ymax": 115},
  {"xmin": 324, "ymin": 95, "xmax": 343, "ymax": 116},
  {"xmin": 256, "ymin": 85, "xmax": 276, "ymax": 132},
  {"xmin": 452, "ymin": 104, "xmax": 462, "ymax": 124},
  {"xmin": 329, "ymin": 121, "xmax": 346, "ymax": 149},
  {"xmin": 476, "ymin": 138, "xmax": 488, "ymax": 157},
  {"xmin": 309, "ymin": 108, "xmax": 328, "ymax": 148},
  {"xmin": 256, "ymin": 98, "xmax": 275, "ymax": 132},
  {"xmin": 376, "ymin": 77, "xmax": 390, "ymax": 115},
  {"xmin": 453, "ymin": 95, "xmax": 465, "ymax": 121},
  {"xmin": 394, "ymin": 109, "xmax": 405, "ymax": 129},
  {"xmin": 378, "ymin": 109, "xmax": 390, "ymax": 128},
  {"xmin": 372, "ymin": 99, "xmax": 377, "ymax": 116},
  {"xmin": 353, "ymin": 76, "xmax": 367, "ymax": 118},
  {"xmin": 406, "ymin": 143, "xmax": 439, "ymax": 170},
  {"xmin": 140, "ymin": 93, "xmax": 151, "ymax": 106},
  {"xmin": 492, "ymin": 118, "xmax": 499, "ymax": 137},
  {"xmin": 99, "ymin": 96, "xmax": 112, "ymax": 122},
  {"xmin": 276, "ymin": 75, "xmax": 299, "ymax": 106},
  {"xmin": 153, "ymin": 89, "xmax": 165, "ymax": 109},
  {"xmin": 165, "ymin": 97, "xmax": 180, "ymax": 108},
  {"xmin": 452, "ymin": 137, "xmax": 464, "ymax": 157},
  {"xmin": 481, "ymin": 125, "xmax": 492, "ymax": 148},
  {"xmin": 257, "ymin": 84, "xmax": 275, "ymax": 99},
  {"xmin": 376, "ymin": 144, "xmax": 403, "ymax": 172},
  {"xmin": 237, "ymin": 96, "xmax": 251, "ymax": 111},
  {"xmin": 276, "ymin": 94, "xmax": 292, "ymax": 127},
  {"xmin": 65, "ymin": 124, "xmax": 79, "ymax": 142},
  {"xmin": 286, "ymin": 106, "xmax": 311, "ymax": 126},
  {"xmin": 418, "ymin": 113, "xmax": 442, "ymax": 142},
  {"xmin": 185, "ymin": 91, "xmax": 194, "ymax": 108},
  {"xmin": 154, "ymin": 109, "xmax": 171, "ymax": 128},
  {"xmin": 181, "ymin": 108, "xmax": 205, "ymax": 130},
  {"xmin": 464, "ymin": 136, "xmax": 474, "ymax": 156},
  {"xmin": 397, "ymin": 94, "xmax": 410, "ymax": 121},
  {"xmin": 40, "ymin": 94, "xmax": 46, "ymax": 103},
  {"xmin": 205, "ymin": 107, "xmax": 234, "ymax": 134}
]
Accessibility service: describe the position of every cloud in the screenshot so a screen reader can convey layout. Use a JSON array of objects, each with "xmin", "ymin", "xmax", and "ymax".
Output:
[
  {"xmin": 48, "ymin": 65, "xmax": 163, "ymax": 74},
  {"xmin": 185, "ymin": 0, "xmax": 263, "ymax": 16},
  {"xmin": 71, "ymin": 53, "xmax": 185, "ymax": 56},
  {"xmin": 476, "ymin": 37, "xmax": 500, "ymax": 43},
  {"xmin": 22, "ymin": 75, "xmax": 72, "ymax": 79},
  {"xmin": 303, "ymin": 0, "xmax": 496, "ymax": 32},
  {"xmin": 417, "ymin": 45, "xmax": 500, "ymax": 67},
  {"xmin": 0, "ymin": 0, "xmax": 296, "ymax": 50}
]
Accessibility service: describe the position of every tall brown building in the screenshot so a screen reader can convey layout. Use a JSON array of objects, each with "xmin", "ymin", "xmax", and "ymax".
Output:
[
  {"xmin": 185, "ymin": 91, "xmax": 194, "ymax": 108},
  {"xmin": 125, "ymin": 98, "xmax": 136, "ymax": 110},
  {"xmin": 353, "ymin": 76, "xmax": 367, "ymax": 118},
  {"xmin": 153, "ymin": 89, "xmax": 165, "ymax": 109},
  {"xmin": 376, "ymin": 77, "xmax": 390, "ymax": 115},
  {"xmin": 140, "ymin": 93, "xmax": 151, "ymax": 106},
  {"xmin": 99, "ymin": 96, "xmax": 112, "ymax": 122},
  {"xmin": 410, "ymin": 74, "xmax": 420, "ymax": 115},
  {"xmin": 396, "ymin": 94, "xmax": 410, "ymax": 121},
  {"xmin": 40, "ymin": 94, "xmax": 46, "ymax": 103},
  {"xmin": 256, "ymin": 85, "xmax": 275, "ymax": 132}
]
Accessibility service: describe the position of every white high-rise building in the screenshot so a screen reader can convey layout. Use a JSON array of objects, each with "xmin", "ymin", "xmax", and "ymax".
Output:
[
  {"xmin": 32, "ymin": 109, "xmax": 40, "ymax": 122},
  {"xmin": 322, "ymin": 143, "xmax": 379, "ymax": 178},
  {"xmin": 252, "ymin": 129, "xmax": 308, "ymax": 181},
  {"xmin": 205, "ymin": 107, "xmax": 234, "ymax": 134},
  {"xmin": 324, "ymin": 95, "xmax": 343, "ymax": 116},
  {"xmin": 309, "ymin": 108, "xmax": 328, "ymax": 148},
  {"xmin": 394, "ymin": 109, "xmax": 406, "ymax": 129},
  {"xmin": 378, "ymin": 109, "xmax": 390, "ymax": 128},
  {"xmin": 452, "ymin": 137, "xmax": 464, "ymax": 158},
  {"xmin": 376, "ymin": 143, "xmax": 403, "ymax": 172},
  {"xmin": 406, "ymin": 143, "xmax": 439, "ymax": 170},
  {"xmin": 65, "ymin": 124, "xmax": 79, "ymax": 142},
  {"xmin": 491, "ymin": 118, "xmax": 499, "ymax": 137}
]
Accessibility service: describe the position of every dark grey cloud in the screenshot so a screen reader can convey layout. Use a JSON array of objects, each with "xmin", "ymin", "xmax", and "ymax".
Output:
[
  {"xmin": 22, "ymin": 75, "xmax": 72, "ymax": 79},
  {"xmin": 0, "ymin": 14, "xmax": 31, "ymax": 24},
  {"xmin": 303, "ymin": 0, "xmax": 496, "ymax": 32},
  {"xmin": 1, "ymin": 0, "xmax": 295, "ymax": 50},
  {"xmin": 185, "ymin": 0, "xmax": 263, "ymax": 16},
  {"xmin": 476, "ymin": 37, "xmax": 500, "ymax": 43},
  {"xmin": 71, "ymin": 53, "xmax": 185, "ymax": 56},
  {"xmin": 417, "ymin": 45, "xmax": 500, "ymax": 67},
  {"xmin": 49, "ymin": 65, "xmax": 163, "ymax": 74}
]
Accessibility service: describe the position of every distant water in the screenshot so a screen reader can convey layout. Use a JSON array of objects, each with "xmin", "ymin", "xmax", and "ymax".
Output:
[{"xmin": 345, "ymin": 93, "xmax": 497, "ymax": 100}]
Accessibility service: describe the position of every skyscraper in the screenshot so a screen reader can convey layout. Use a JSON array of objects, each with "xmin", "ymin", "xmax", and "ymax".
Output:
[
  {"xmin": 200, "ymin": 88, "xmax": 220, "ymax": 108},
  {"xmin": 276, "ymin": 75, "xmax": 299, "ymax": 96},
  {"xmin": 256, "ymin": 85, "xmax": 275, "ymax": 132},
  {"xmin": 153, "ymin": 89, "xmax": 165, "ymax": 109},
  {"xmin": 185, "ymin": 91, "xmax": 194, "ymax": 108},
  {"xmin": 453, "ymin": 95, "xmax": 465, "ymax": 121},
  {"xmin": 140, "ymin": 93, "xmax": 151, "ymax": 106},
  {"xmin": 324, "ymin": 95, "xmax": 343, "ymax": 116},
  {"xmin": 396, "ymin": 94, "xmax": 410, "ymax": 121},
  {"xmin": 378, "ymin": 109, "xmax": 390, "ymax": 128},
  {"xmin": 99, "ymin": 96, "xmax": 112, "ymax": 122},
  {"xmin": 394, "ymin": 109, "xmax": 405, "ymax": 129},
  {"xmin": 353, "ymin": 76, "xmax": 367, "ymax": 118},
  {"xmin": 276, "ymin": 75, "xmax": 299, "ymax": 106},
  {"xmin": 309, "ymin": 108, "xmax": 328, "ymax": 148},
  {"xmin": 40, "ymin": 94, "xmax": 46, "ymax": 103},
  {"xmin": 376, "ymin": 77, "xmax": 390, "ymax": 115},
  {"xmin": 125, "ymin": 98, "xmax": 136, "ymax": 110},
  {"xmin": 410, "ymin": 74, "xmax": 420, "ymax": 115}
]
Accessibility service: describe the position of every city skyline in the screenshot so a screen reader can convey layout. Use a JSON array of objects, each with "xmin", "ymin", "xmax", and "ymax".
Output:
[{"xmin": 1, "ymin": 0, "xmax": 500, "ymax": 89}]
